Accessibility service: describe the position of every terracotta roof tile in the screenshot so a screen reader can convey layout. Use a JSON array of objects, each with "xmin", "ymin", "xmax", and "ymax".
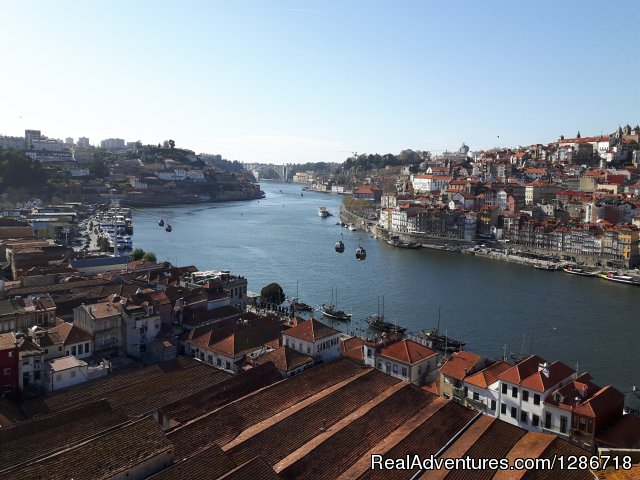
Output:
[
  {"xmin": 378, "ymin": 339, "xmax": 438, "ymax": 365},
  {"xmin": 464, "ymin": 361, "xmax": 511, "ymax": 389},
  {"xmin": 257, "ymin": 346, "xmax": 313, "ymax": 372},
  {"xmin": 440, "ymin": 351, "xmax": 486, "ymax": 381},
  {"xmin": 282, "ymin": 318, "xmax": 339, "ymax": 342}
]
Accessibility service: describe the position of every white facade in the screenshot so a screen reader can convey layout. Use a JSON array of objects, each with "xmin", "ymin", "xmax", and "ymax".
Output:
[
  {"xmin": 44, "ymin": 356, "xmax": 108, "ymax": 393},
  {"xmin": 412, "ymin": 175, "xmax": 451, "ymax": 193},
  {"xmin": 65, "ymin": 340, "xmax": 93, "ymax": 360},
  {"xmin": 375, "ymin": 354, "xmax": 437, "ymax": 383},
  {"xmin": 282, "ymin": 332, "xmax": 341, "ymax": 364},
  {"xmin": 463, "ymin": 378, "xmax": 500, "ymax": 416},
  {"xmin": 19, "ymin": 348, "xmax": 44, "ymax": 391}
]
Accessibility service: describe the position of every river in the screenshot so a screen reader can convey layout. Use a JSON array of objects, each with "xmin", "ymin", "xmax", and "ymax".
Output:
[{"xmin": 129, "ymin": 181, "xmax": 639, "ymax": 391}]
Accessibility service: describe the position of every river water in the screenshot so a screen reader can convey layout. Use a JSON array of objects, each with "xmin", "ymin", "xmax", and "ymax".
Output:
[{"xmin": 130, "ymin": 181, "xmax": 639, "ymax": 391}]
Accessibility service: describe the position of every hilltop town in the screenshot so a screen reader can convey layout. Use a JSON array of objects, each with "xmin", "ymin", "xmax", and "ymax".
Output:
[
  {"xmin": 0, "ymin": 130, "xmax": 264, "ymax": 206},
  {"xmin": 297, "ymin": 125, "xmax": 640, "ymax": 269}
]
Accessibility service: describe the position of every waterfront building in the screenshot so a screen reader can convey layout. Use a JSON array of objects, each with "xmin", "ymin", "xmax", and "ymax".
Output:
[
  {"xmin": 439, "ymin": 351, "xmax": 491, "ymax": 402},
  {"xmin": 496, "ymin": 355, "xmax": 575, "ymax": 435},
  {"xmin": 369, "ymin": 338, "xmax": 439, "ymax": 384},
  {"xmin": 282, "ymin": 318, "xmax": 341, "ymax": 364},
  {"xmin": 462, "ymin": 360, "xmax": 511, "ymax": 415}
]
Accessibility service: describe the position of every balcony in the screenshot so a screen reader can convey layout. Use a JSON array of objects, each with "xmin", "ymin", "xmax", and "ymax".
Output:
[
  {"xmin": 466, "ymin": 397, "xmax": 487, "ymax": 412},
  {"xmin": 452, "ymin": 386, "xmax": 465, "ymax": 402}
]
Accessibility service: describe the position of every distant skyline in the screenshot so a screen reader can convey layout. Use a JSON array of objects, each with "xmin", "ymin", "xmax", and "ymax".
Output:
[{"xmin": 1, "ymin": 0, "xmax": 638, "ymax": 164}]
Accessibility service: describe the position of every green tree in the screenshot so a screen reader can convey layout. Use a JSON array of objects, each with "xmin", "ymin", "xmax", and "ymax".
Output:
[
  {"xmin": 96, "ymin": 236, "xmax": 111, "ymax": 252},
  {"xmin": 0, "ymin": 150, "xmax": 47, "ymax": 191},
  {"xmin": 169, "ymin": 139, "xmax": 175, "ymax": 149},
  {"xmin": 142, "ymin": 251, "xmax": 157, "ymax": 262},
  {"xmin": 131, "ymin": 248, "xmax": 145, "ymax": 261},
  {"xmin": 88, "ymin": 158, "xmax": 108, "ymax": 178},
  {"xmin": 260, "ymin": 282, "xmax": 285, "ymax": 305}
]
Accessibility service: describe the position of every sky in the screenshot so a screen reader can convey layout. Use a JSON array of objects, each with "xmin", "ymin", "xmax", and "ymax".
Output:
[{"xmin": 1, "ymin": 0, "xmax": 638, "ymax": 164}]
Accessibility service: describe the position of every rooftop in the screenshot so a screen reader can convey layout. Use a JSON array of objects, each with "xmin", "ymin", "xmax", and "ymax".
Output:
[
  {"xmin": 256, "ymin": 345, "xmax": 313, "ymax": 372},
  {"xmin": 440, "ymin": 351, "xmax": 486, "ymax": 381},
  {"xmin": 378, "ymin": 339, "xmax": 438, "ymax": 365},
  {"xmin": 282, "ymin": 318, "xmax": 340, "ymax": 342}
]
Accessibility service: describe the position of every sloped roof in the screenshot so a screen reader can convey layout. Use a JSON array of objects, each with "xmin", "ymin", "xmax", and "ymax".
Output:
[
  {"xmin": 378, "ymin": 339, "xmax": 437, "ymax": 365},
  {"xmin": 282, "ymin": 318, "xmax": 339, "ymax": 342},
  {"xmin": 499, "ymin": 355, "xmax": 546, "ymax": 385},
  {"xmin": 464, "ymin": 361, "xmax": 511, "ymax": 389},
  {"xmin": 211, "ymin": 323, "xmax": 282, "ymax": 358},
  {"xmin": 520, "ymin": 360, "xmax": 575, "ymax": 393},
  {"xmin": 596, "ymin": 414, "xmax": 640, "ymax": 449},
  {"xmin": 48, "ymin": 322, "xmax": 92, "ymax": 345},
  {"xmin": 440, "ymin": 351, "xmax": 485, "ymax": 381},
  {"xmin": 257, "ymin": 346, "xmax": 313, "ymax": 372},
  {"xmin": 573, "ymin": 386, "xmax": 624, "ymax": 418}
]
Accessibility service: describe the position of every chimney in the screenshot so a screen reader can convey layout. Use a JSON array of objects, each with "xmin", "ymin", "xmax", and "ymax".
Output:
[{"xmin": 539, "ymin": 362, "xmax": 550, "ymax": 378}]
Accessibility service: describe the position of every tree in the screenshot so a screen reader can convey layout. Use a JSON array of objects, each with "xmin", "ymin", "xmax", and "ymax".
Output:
[
  {"xmin": 131, "ymin": 248, "xmax": 145, "ymax": 261},
  {"xmin": 260, "ymin": 282, "xmax": 285, "ymax": 305},
  {"xmin": 142, "ymin": 251, "xmax": 157, "ymax": 262},
  {"xmin": 88, "ymin": 158, "xmax": 108, "ymax": 178},
  {"xmin": 96, "ymin": 236, "xmax": 111, "ymax": 252},
  {"xmin": 169, "ymin": 139, "xmax": 175, "ymax": 149}
]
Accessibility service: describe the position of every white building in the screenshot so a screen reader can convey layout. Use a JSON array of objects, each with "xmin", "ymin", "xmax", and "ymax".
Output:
[
  {"xmin": 462, "ymin": 360, "xmax": 511, "ymax": 416},
  {"xmin": 282, "ymin": 318, "xmax": 341, "ymax": 364},
  {"xmin": 496, "ymin": 355, "xmax": 575, "ymax": 434},
  {"xmin": 48, "ymin": 322, "xmax": 93, "ymax": 360},
  {"xmin": 411, "ymin": 174, "xmax": 451, "ymax": 193},
  {"xmin": 44, "ymin": 356, "xmax": 108, "ymax": 393},
  {"xmin": 17, "ymin": 335, "xmax": 44, "ymax": 391},
  {"xmin": 367, "ymin": 339, "xmax": 439, "ymax": 384}
]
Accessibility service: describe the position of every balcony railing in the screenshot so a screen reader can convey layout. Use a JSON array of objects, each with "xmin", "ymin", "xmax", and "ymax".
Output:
[{"xmin": 466, "ymin": 397, "xmax": 487, "ymax": 412}]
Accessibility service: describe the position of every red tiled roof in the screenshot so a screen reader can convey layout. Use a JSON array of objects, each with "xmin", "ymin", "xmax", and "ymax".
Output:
[
  {"xmin": 464, "ymin": 361, "xmax": 511, "ymax": 389},
  {"xmin": 378, "ymin": 339, "xmax": 437, "ymax": 365},
  {"xmin": 257, "ymin": 346, "xmax": 313, "ymax": 372},
  {"xmin": 48, "ymin": 322, "xmax": 92, "ymax": 345},
  {"xmin": 573, "ymin": 385, "xmax": 624, "ymax": 418},
  {"xmin": 595, "ymin": 414, "xmax": 640, "ymax": 449},
  {"xmin": 520, "ymin": 360, "xmax": 575, "ymax": 393},
  {"xmin": 282, "ymin": 318, "xmax": 339, "ymax": 342},
  {"xmin": 499, "ymin": 355, "xmax": 546, "ymax": 385},
  {"xmin": 440, "ymin": 351, "xmax": 485, "ymax": 381}
]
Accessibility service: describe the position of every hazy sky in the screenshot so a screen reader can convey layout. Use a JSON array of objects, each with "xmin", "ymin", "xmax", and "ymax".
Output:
[{"xmin": 1, "ymin": 1, "xmax": 638, "ymax": 164}]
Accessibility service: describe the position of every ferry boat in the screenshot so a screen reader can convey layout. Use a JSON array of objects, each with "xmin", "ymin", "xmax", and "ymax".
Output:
[
  {"xmin": 318, "ymin": 207, "xmax": 331, "ymax": 217},
  {"xmin": 387, "ymin": 236, "xmax": 422, "ymax": 249},
  {"xmin": 562, "ymin": 266, "xmax": 597, "ymax": 277},
  {"xmin": 416, "ymin": 328, "xmax": 466, "ymax": 353},
  {"xmin": 598, "ymin": 272, "xmax": 640, "ymax": 286}
]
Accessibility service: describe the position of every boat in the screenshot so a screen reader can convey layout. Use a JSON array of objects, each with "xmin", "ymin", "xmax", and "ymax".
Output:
[
  {"xmin": 387, "ymin": 236, "xmax": 421, "ymax": 249},
  {"xmin": 562, "ymin": 266, "xmax": 596, "ymax": 277},
  {"xmin": 289, "ymin": 281, "xmax": 314, "ymax": 312},
  {"xmin": 598, "ymin": 272, "xmax": 640, "ymax": 286},
  {"xmin": 318, "ymin": 207, "xmax": 332, "ymax": 217},
  {"xmin": 335, "ymin": 233, "xmax": 345, "ymax": 253},
  {"xmin": 347, "ymin": 224, "xmax": 357, "ymax": 231},
  {"xmin": 320, "ymin": 287, "xmax": 352, "ymax": 320},
  {"xmin": 419, "ymin": 328, "xmax": 466, "ymax": 353},
  {"xmin": 534, "ymin": 263, "xmax": 560, "ymax": 271},
  {"xmin": 365, "ymin": 297, "xmax": 407, "ymax": 334}
]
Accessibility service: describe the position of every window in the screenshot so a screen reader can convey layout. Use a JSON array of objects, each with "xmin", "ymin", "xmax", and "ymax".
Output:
[
  {"xmin": 473, "ymin": 392, "xmax": 479, "ymax": 401},
  {"xmin": 418, "ymin": 365, "xmax": 422, "ymax": 374},
  {"xmin": 532, "ymin": 414, "xmax": 539, "ymax": 427},
  {"xmin": 392, "ymin": 364, "xmax": 398, "ymax": 374},
  {"xmin": 3, "ymin": 368, "xmax": 11, "ymax": 376},
  {"xmin": 385, "ymin": 362, "xmax": 391, "ymax": 372},
  {"xmin": 23, "ymin": 360, "xmax": 30, "ymax": 366},
  {"xmin": 56, "ymin": 374, "xmax": 62, "ymax": 382},
  {"xmin": 545, "ymin": 412, "xmax": 552, "ymax": 429},
  {"xmin": 501, "ymin": 383, "xmax": 507, "ymax": 394},
  {"xmin": 534, "ymin": 394, "xmax": 540, "ymax": 405},
  {"xmin": 501, "ymin": 403, "xmax": 506, "ymax": 415},
  {"xmin": 520, "ymin": 411, "xmax": 528, "ymax": 423},
  {"xmin": 366, "ymin": 348, "xmax": 372, "ymax": 358},
  {"xmin": 490, "ymin": 400, "xmax": 496, "ymax": 411},
  {"xmin": 560, "ymin": 416, "xmax": 568, "ymax": 434},
  {"xmin": 511, "ymin": 407, "xmax": 517, "ymax": 418},
  {"xmin": 523, "ymin": 390, "xmax": 529, "ymax": 402},
  {"xmin": 85, "ymin": 343, "xmax": 90, "ymax": 352},
  {"xmin": 225, "ymin": 361, "xmax": 230, "ymax": 370},
  {"xmin": 45, "ymin": 349, "xmax": 49, "ymax": 354},
  {"xmin": 306, "ymin": 346, "xmax": 311, "ymax": 354},
  {"xmin": 216, "ymin": 358, "xmax": 221, "ymax": 366},
  {"xmin": 377, "ymin": 361, "xmax": 382, "ymax": 369},
  {"xmin": 70, "ymin": 371, "xmax": 76, "ymax": 378},
  {"xmin": 512, "ymin": 386, "xmax": 518, "ymax": 398},
  {"xmin": 587, "ymin": 419, "xmax": 593, "ymax": 434},
  {"xmin": 78, "ymin": 344, "xmax": 83, "ymax": 355},
  {"xmin": 401, "ymin": 367, "xmax": 407, "ymax": 377}
]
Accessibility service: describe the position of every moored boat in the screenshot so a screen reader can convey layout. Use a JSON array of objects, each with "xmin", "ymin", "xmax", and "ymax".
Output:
[
  {"xmin": 318, "ymin": 207, "xmax": 331, "ymax": 217},
  {"xmin": 320, "ymin": 304, "xmax": 352, "ymax": 320},
  {"xmin": 562, "ymin": 266, "xmax": 597, "ymax": 277},
  {"xmin": 598, "ymin": 272, "xmax": 640, "ymax": 286},
  {"xmin": 387, "ymin": 236, "xmax": 421, "ymax": 249},
  {"xmin": 366, "ymin": 315, "xmax": 407, "ymax": 335}
]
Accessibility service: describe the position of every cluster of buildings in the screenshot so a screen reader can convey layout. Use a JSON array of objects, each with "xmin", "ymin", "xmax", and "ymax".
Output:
[
  {"xmin": 0, "ymin": 129, "xmax": 263, "ymax": 206},
  {"xmin": 332, "ymin": 126, "xmax": 640, "ymax": 267}
]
